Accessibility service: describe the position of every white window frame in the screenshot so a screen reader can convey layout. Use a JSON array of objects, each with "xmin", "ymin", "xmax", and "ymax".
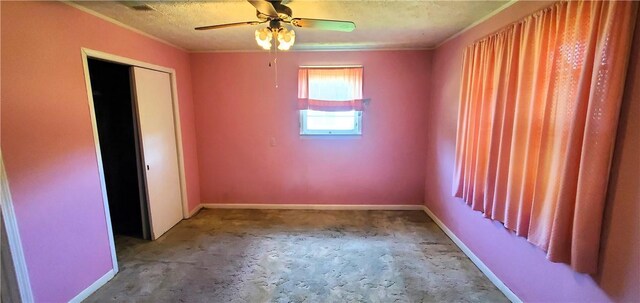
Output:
[
  {"xmin": 299, "ymin": 110, "xmax": 363, "ymax": 136},
  {"xmin": 298, "ymin": 65, "xmax": 364, "ymax": 136}
]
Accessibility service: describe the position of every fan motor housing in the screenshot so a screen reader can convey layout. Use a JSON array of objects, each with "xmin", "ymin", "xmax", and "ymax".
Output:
[
  {"xmin": 269, "ymin": 20, "xmax": 282, "ymax": 29},
  {"xmin": 256, "ymin": 2, "xmax": 292, "ymax": 22}
]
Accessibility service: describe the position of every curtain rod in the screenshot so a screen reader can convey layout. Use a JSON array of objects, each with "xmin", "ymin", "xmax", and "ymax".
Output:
[
  {"xmin": 299, "ymin": 65, "xmax": 363, "ymax": 68},
  {"xmin": 470, "ymin": 1, "xmax": 562, "ymax": 46}
]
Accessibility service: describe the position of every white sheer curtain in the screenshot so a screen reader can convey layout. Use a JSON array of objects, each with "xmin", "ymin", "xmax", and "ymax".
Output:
[{"xmin": 298, "ymin": 67, "xmax": 364, "ymax": 111}]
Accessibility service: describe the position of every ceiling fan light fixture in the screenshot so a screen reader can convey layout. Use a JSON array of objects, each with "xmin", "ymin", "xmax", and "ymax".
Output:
[
  {"xmin": 254, "ymin": 26, "xmax": 295, "ymax": 51},
  {"xmin": 254, "ymin": 27, "xmax": 273, "ymax": 50},
  {"xmin": 277, "ymin": 28, "xmax": 295, "ymax": 51},
  {"xmin": 197, "ymin": 1, "xmax": 356, "ymax": 51}
]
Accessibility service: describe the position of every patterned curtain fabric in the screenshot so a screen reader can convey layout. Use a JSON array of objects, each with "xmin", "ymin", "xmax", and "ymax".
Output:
[
  {"xmin": 298, "ymin": 67, "xmax": 365, "ymax": 111},
  {"xmin": 453, "ymin": 0, "xmax": 638, "ymax": 273}
]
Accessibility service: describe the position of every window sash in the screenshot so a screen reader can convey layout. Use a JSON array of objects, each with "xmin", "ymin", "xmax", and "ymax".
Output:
[{"xmin": 299, "ymin": 110, "xmax": 362, "ymax": 135}]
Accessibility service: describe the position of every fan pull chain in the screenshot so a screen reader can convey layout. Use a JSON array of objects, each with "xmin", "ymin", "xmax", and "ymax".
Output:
[
  {"xmin": 274, "ymin": 57, "xmax": 278, "ymax": 88},
  {"xmin": 266, "ymin": 30, "xmax": 279, "ymax": 88},
  {"xmin": 273, "ymin": 39, "xmax": 278, "ymax": 88},
  {"xmin": 268, "ymin": 39, "xmax": 274, "ymax": 66},
  {"xmin": 274, "ymin": 40, "xmax": 279, "ymax": 88}
]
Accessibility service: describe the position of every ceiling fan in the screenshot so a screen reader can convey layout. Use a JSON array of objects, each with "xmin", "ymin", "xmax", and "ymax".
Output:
[{"xmin": 195, "ymin": 0, "xmax": 356, "ymax": 50}]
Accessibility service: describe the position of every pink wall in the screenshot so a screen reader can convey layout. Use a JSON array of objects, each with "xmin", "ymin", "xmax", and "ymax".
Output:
[
  {"xmin": 1, "ymin": 2, "xmax": 200, "ymax": 301},
  {"xmin": 426, "ymin": 1, "xmax": 640, "ymax": 302},
  {"xmin": 191, "ymin": 51, "xmax": 430, "ymax": 205}
]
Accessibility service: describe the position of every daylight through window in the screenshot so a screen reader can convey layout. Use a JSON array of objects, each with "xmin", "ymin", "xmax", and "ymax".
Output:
[{"xmin": 298, "ymin": 67, "xmax": 364, "ymax": 135}]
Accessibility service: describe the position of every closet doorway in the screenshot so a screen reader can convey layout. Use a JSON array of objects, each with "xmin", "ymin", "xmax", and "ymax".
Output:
[
  {"xmin": 88, "ymin": 59, "xmax": 149, "ymax": 239},
  {"xmin": 82, "ymin": 49, "xmax": 188, "ymax": 271}
]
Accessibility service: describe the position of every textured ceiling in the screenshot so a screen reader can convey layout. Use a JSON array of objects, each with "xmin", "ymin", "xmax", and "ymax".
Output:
[{"xmin": 73, "ymin": 0, "xmax": 510, "ymax": 51}]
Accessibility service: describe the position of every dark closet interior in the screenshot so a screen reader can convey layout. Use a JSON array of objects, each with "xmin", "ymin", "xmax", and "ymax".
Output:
[{"xmin": 88, "ymin": 58, "xmax": 149, "ymax": 239}]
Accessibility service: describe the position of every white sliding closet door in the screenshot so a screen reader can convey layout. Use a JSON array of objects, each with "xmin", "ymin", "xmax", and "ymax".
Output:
[{"xmin": 132, "ymin": 67, "xmax": 183, "ymax": 239}]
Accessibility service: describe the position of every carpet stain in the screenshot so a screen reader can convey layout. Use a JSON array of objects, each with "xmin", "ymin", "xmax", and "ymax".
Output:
[{"xmin": 85, "ymin": 209, "xmax": 508, "ymax": 303}]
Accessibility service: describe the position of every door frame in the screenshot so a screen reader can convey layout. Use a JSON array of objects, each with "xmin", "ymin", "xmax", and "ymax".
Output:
[
  {"xmin": 1, "ymin": 152, "xmax": 35, "ymax": 303},
  {"xmin": 80, "ymin": 48, "xmax": 190, "ymax": 273}
]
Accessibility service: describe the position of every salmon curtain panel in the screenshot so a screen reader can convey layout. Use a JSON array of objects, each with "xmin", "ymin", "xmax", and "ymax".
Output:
[
  {"xmin": 298, "ymin": 67, "xmax": 365, "ymax": 111},
  {"xmin": 453, "ymin": 0, "xmax": 637, "ymax": 273}
]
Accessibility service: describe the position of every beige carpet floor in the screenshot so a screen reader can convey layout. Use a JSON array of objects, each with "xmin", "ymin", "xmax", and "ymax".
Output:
[{"xmin": 86, "ymin": 209, "xmax": 507, "ymax": 302}]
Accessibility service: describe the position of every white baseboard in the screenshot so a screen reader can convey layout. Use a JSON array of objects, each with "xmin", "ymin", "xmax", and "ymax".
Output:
[
  {"xmin": 421, "ymin": 205, "xmax": 521, "ymax": 303},
  {"xmin": 68, "ymin": 269, "xmax": 115, "ymax": 303},
  {"xmin": 200, "ymin": 203, "xmax": 425, "ymax": 211},
  {"xmin": 187, "ymin": 204, "xmax": 203, "ymax": 218}
]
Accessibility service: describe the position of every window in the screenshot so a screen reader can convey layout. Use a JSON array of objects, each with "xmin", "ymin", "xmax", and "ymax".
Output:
[
  {"xmin": 300, "ymin": 110, "xmax": 362, "ymax": 135},
  {"xmin": 298, "ymin": 67, "xmax": 364, "ymax": 135}
]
